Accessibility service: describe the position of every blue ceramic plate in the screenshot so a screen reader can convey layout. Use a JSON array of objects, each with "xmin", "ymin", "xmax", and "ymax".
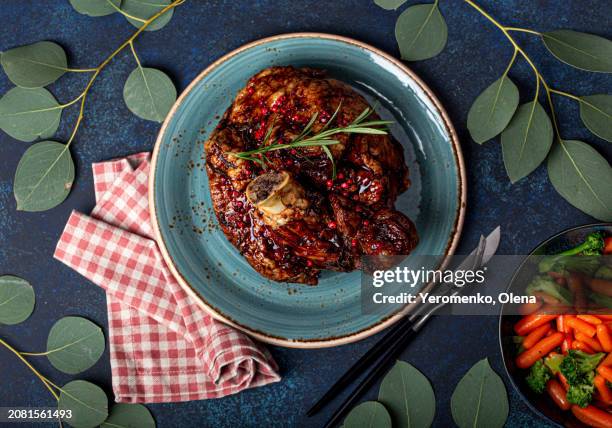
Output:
[{"xmin": 150, "ymin": 33, "xmax": 466, "ymax": 348}]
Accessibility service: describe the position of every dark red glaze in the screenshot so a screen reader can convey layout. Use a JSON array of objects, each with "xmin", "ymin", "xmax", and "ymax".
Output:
[{"xmin": 204, "ymin": 66, "xmax": 418, "ymax": 284}]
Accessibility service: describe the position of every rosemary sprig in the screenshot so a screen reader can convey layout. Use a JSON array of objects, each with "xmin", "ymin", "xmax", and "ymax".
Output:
[{"xmin": 230, "ymin": 105, "xmax": 393, "ymax": 178}]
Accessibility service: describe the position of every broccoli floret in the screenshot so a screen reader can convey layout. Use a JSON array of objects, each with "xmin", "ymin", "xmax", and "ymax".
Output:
[
  {"xmin": 589, "ymin": 292, "xmax": 612, "ymax": 309},
  {"xmin": 595, "ymin": 265, "xmax": 612, "ymax": 280},
  {"xmin": 559, "ymin": 351, "xmax": 605, "ymax": 407},
  {"xmin": 566, "ymin": 380, "xmax": 595, "ymax": 408},
  {"xmin": 561, "ymin": 351, "xmax": 605, "ymax": 381},
  {"xmin": 545, "ymin": 353, "xmax": 564, "ymax": 375},
  {"xmin": 539, "ymin": 232, "xmax": 605, "ymax": 273},
  {"xmin": 525, "ymin": 275, "xmax": 573, "ymax": 305},
  {"xmin": 526, "ymin": 359, "xmax": 552, "ymax": 394}
]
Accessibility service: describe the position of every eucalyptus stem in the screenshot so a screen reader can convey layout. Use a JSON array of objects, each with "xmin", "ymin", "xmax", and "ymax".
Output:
[
  {"xmin": 504, "ymin": 27, "xmax": 542, "ymax": 36},
  {"xmin": 105, "ymin": 0, "xmax": 148, "ymax": 23},
  {"xmin": 0, "ymin": 337, "xmax": 58, "ymax": 401}
]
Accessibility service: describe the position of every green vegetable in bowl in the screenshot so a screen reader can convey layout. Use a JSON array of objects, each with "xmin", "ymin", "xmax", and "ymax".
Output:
[
  {"xmin": 525, "ymin": 275, "xmax": 573, "ymax": 304},
  {"xmin": 559, "ymin": 350, "xmax": 605, "ymax": 407},
  {"xmin": 566, "ymin": 377, "xmax": 595, "ymax": 408},
  {"xmin": 544, "ymin": 353, "xmax": 564, "ymax": 374},
  {"xmin": 526, "ymin": 359, "xmax": 552, "ymax": 394},
  {"xmin": 538, "ymin": 232, "xmax": 605, "ymax": 273}
]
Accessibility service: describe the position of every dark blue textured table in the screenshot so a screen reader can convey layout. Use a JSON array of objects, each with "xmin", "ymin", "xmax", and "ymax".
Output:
[{"xmin": 1, "ymin": 1, "xmax": 611, "ymax": 427}]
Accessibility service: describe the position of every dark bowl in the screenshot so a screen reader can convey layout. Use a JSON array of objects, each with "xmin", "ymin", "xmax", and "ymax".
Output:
[{"xmin": 499, "ymin": 223, "xmax": 612, "ymax": 428}]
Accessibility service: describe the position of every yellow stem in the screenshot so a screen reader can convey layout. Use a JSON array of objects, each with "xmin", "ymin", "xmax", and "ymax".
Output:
[
  {"xmin": 105, "ymin": 0, "xmax": 148, "ymax": 23},
  {"xmin": 66, "ymin": 67, "xmax": 98, "ymax": 73},
  {"xmin": 505, "ymin": 27, "xmax": 541, "ymax": 36},
  {"xmin": 0, "ymin": 338, "xmax": 59, "ymax": 401}
]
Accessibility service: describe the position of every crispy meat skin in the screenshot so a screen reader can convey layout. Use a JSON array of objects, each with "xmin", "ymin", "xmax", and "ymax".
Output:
[{"xmin": 205, "ymin": 66, "xmax": 418, "ymax": 284}]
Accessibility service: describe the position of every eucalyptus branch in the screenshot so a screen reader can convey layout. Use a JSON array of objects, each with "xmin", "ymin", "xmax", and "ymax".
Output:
[
  {"xmin": 0, "ymin": 338, "xmax": 58, "ymax": 401},
  {"xmin": 1, "ymin": 0, "xmax": 185, "ymax": 212}
]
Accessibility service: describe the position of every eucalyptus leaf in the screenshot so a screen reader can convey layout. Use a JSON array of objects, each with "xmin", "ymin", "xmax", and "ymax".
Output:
[
  {"xmin": 542, "ymin": 30, "xmax": 612, "ymax": 73},
  {"xmin": 548, "ymin": 140, "xmax": 612, "ymax": 221},
  {"xmin": 451, "ymin": 358, "xmax": 508, "ymax": 428},
  {"xmin": 579, "ymin": 94, "xmax": 612, "ymax": 142},
  {"xmin": 0, "ymin": 87, "xmax": 62, "ymax": 142},
  {"xmin": 375, "ymin": 0, "xmax": 408, "ymax": 10},
  {"xmin": 467, "ymin": 76, "xmax": 519, "ymax": 144},
  {"xmin": 121, "ymin": 0, "xmax": 174, "ymax": 32},
  {"xmin": 69, "ymin": 0, "xmax": 121, "ymax": 16},
  {"xmin": 395, "ymin": 3, "xmax": 447, "ymax": 61},
  {"xmin": 378, "ymin": 361, "xmax": 435, "ymax": 428},
  {"xmin": 343, "ymin": 401, "xmax": 392, "ymax": 428},
  {"xmin": 1, "ymin": 41, "xmax": 67, "ymax": 88},
  {"xmin": 101, "ymin": 404, "xmax": 155, "ymax": 428},
  {"xmin": 501, "ymin": 101, "xmax": 553, "ymax": 183},
  {"xmin": 0, "ymin": 275, "xmax": 35, "ymax": 325},
  {"xmin": 58, "ymin": 380, "xmax": 108, "ymax": 428},
  {"xmin": 123, "ymin": 67, "xmax": 176, "ymax": 122},
  {"xmin": 46, "ymin": 316, "xmax": 105, "ymax": 374},
  {"xmin": 14, "ymin": 141, "xmax": 75, "ymax": 212}
]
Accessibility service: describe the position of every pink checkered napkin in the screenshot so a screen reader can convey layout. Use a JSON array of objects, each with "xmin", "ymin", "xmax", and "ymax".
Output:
[{"xmin": 54, "ymin": 153, "xmax": 280, "ymax": 403}]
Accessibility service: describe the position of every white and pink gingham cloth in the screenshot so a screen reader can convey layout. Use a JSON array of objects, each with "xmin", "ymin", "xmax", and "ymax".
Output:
[{"xmin": 53, "ymin": 153, "xmax": 280, "ymax": 403}]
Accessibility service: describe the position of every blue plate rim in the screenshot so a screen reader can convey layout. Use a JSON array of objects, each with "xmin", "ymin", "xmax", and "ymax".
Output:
[{"xmin": 149, "ymin": 32, "xmax": 467, "ymax": 348}]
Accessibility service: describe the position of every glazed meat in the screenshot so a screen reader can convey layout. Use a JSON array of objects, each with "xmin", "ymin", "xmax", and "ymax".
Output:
[{"xmin": 204, "ymin": 66, "xmax": 418, "ymax": 284}]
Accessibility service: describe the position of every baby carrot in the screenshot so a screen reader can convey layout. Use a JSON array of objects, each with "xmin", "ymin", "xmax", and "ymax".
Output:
[
  {"xmin": 575, "ymin": 332, "xmax": 603, "ymax": 352},
  {"xmin": 562, "ymin": 335, "xmax": 573, "ymax": 355},
  {"xmin": 567, "ymin": 317, "xmax": 597, "ymax": 337},
  {"xmin": 599, "ymin": 353, "xmax": 612, "ymax": 367},
  {"xmin": 546, "ymin": 379, "xmax": 571, "ymax": 410},
  {"xmin": 514, "ymin": 314, "xmax": 557, "ymax": 336},
  {"xmin": 516, "ymin": 332, "xmax": 564, "ymax": 369},
  {"xmin": 573, "ymin": 340, "xmax": 595, "ymax": 354},
  {"xmin": 597, "ymin": 365, "xmax": 612, "ymax": 383},
  {"xmin": 594, "ymin": 375, "xmax": 612, "ymax": 404},
  {"xmin": 557, "ymin": 315, "xmax": 575, "ymax": 334},
  {"xmin": 578, "ymin": 315, "xmax": 603, "ymax": 325},
  {"xmin": 596, "ymin": 324, "xmax": 612, "ymax": 353},
  {"xmin": 518, "ymin": 300, "xmax": 543, "ymax": 316},
  {"xmin": 571, "ymin": 405, "xmax": 612, "ymax": 428},
  {"xmin": 523, "ymin": 323, "xmax": 552, "ymax": 349},
  {"xmin": 588, "ymin": 278, "xmax": 612, "ymax": 297},
  {"xmin": 604, "ymin": 236, "xmax": 612, "ymax": 255}
]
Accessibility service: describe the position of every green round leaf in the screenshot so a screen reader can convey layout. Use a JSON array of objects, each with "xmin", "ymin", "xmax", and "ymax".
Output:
[
  {"xmin": 14, "ymin": 141, "xmax": 75, "ymax": 212},
  {"xmin": 548, "ymin": 140, "xmax": 612, "ymax": 221},
  {"xmin": 101, "ymin": 404, "xmax": 156, "ymax": 428},
  {"xmin": 395, "ymin": 3, "xmax": 447, "ymax": 61},
  {"xmin": 58, "ymin": 380, "xmax": 108, "ymax": 428},
  {"xmin": 121, "ymin": 0, "xmax": 174, "ymax": 32},
  {"xmin": 123, "ymin": 67, "xmax": 176, "ymax": 123},
  {"xmin": 0, "ymin": 275, "xmax": 34, "ymax": 325},
  {"xmin": 0, "ymin": 87, "xmax": 62, "ymax": 142},
  {"xmin": 579, "ymin": 94, "xmax": 612, "ymax": 142},
  {"xmin": 343, "ymin": 401, "xmax": 391, "ymax": 428},
  {"xmin": 378, "ymin": 361, "xmax": 435, "ymax": 428},
  {"xmin": 69, "ymin": 0, "xmax": 121, "ymax": 16},
  {"xmin": 1, "ymin": 41, "xmax": 67, "ymax": 88},
  {"xmin": 46, "ymin": 316, "xmax": 105, "ymax": 375},
  {"xmin": 467, "ymin": 76, "xmax": 519, "ymax": 144},
  {"xmin": 375, "ymin": 0, "xmax": 407, "ymax": 10},
  {"xmin": 542, "ymin": 30, "xmax": 612, "ymax": 73},
  {"xmin": 451, "ymin": 359, "xmax": 508, "ymax": 428},
  {"xmin": 501, "ymin": 101, "xmax": 553, "ymax": 183}
]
